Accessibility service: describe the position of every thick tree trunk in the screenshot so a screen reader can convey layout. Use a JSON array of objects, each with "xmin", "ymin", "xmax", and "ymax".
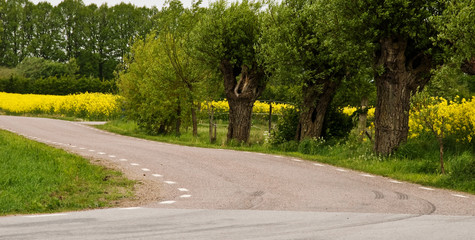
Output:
[
  {"xmin": 296, "ymin": 80, "xmax": 339, "ymax": 141},
  {"xmin": 227, "ymin": 98, "xmax": 255, "ymax": 142},
  {"xmin": 374, "ymin": 36, "xmax": 431, "ymax": 155},
  {"xmin": 220, "ymin": 60, "xmax": 265, "ymax": 143}
]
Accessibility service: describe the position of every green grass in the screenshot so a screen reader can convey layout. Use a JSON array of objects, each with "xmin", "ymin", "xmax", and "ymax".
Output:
[
  {"xmin": 98, "ymin": 119, "xmax": 475, "ymax": 195},
  {"xmin": 98, "ymin": 119, "xmax": 270, "ymax": 150},
  {"xmin": 0, "ymin": 130, "xmax": 135, "ymax": 216}
]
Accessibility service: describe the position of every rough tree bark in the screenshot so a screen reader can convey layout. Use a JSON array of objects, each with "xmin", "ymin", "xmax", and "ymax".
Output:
[
  {"xmin": 296, "ymin": 79, "xmax": 339, "ymax": 141},
  {"xmin": 220, "ymin": 60, "xmax": 265, "ymax": 143},
  {"xmin": 374, "ymin": 36, "xmax": 432, "ymax": 155}
]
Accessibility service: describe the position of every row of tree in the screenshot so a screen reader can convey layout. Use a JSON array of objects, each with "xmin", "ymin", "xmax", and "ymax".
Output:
[
  {"xmin": 0, "ymin": 0, "xmax": 158, "ymax": 79},
  {"xmin": 119, "ymin": 0, "xmax": 474, "ymax": 156}
]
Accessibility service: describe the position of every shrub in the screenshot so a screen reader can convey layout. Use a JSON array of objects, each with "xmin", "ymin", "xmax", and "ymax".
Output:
[
  {"xmin": 450, "ymin": 152, "xmax": 475, "ymax": 179},
  {"xmin": 0, "ymin": 75, "xmax": 116, "ymax": 95},
  {"xmin": 271, "ymin": 107, "xmax": 299, "ymax": 145},
  {"xmin": 298, "ymin": 137, "xmax": 326, "ymax": 155},
  {"xmin": 322, "ymin": 106, "xmax": 354, "ymax": 140}
]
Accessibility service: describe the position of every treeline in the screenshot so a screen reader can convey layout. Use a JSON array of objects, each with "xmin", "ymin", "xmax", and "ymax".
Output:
[
  {"xmin": 0, "ymin": 0, "xmax": 158, "ymax": 80},
  {"xmin": 118, "ymin": 0, "xmax": 475, "ymax": 157}
]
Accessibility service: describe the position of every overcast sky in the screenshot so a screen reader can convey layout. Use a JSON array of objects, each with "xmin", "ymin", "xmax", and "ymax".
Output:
[{"xmin": 28, "ymin": 0, "xmax": 210, "ymax": 9}]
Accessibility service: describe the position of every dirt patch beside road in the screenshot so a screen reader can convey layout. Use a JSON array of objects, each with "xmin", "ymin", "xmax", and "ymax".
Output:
[{"xmin": 89, "ymin": 157, "xmax": 162, "ymax": 208}]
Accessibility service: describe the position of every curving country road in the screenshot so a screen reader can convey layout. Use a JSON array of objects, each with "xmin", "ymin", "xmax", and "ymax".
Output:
[{"xmin": 1, "ymin": 115, "xmax": 475, "ymax": 239}]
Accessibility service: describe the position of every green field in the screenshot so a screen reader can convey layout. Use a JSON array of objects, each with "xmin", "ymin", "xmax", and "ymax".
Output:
[{"xmin": 0, "ymin": 130, "xmax": 135, "ymax": 216}]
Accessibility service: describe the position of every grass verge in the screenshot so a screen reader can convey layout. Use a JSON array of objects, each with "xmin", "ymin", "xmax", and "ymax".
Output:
[
  {"xmin": 0, "ymin": 129, "xmax": 135, "ymax": 216},
  {"xmin": 98, "ymin": 119, "xmax": 475, "ymax": 195}
]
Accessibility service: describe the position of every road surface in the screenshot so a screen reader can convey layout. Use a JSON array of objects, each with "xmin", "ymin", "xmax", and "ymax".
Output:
[{"xmin": 0, "ymin": 115, "xmax": 474, "ymax": 239}]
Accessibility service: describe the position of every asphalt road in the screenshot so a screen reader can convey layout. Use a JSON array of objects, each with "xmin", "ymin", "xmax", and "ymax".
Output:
[{"xmin": 1, "ymin": 115, "xmax": 474, "ymax": 239}]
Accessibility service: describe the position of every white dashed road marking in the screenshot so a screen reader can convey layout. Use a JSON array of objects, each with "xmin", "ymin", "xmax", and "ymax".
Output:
[
  {"xmin": 336, "ymin": 168, "xmax": 348, "ymax": 172},
  {"xmin": 360, "ymin": 174, "xmax": 375, "ymax": 178},
  {"xmin": 452, "ymin": 194, "xmax": 468, "ymax": 198},
  {"xmin": 178, "ymin": 188, "xmax": 189, "ymax": 192},
  {"xmin": 141, "ymin": 168, "xmax": 151, "ymax": 172},
  {"xmin": 130, "ymin": 163, "xmax": 140, "ymax": 166},
  {"xmin": 119, "ymin": 207, "xmax": 142, "ymax": 210},
  {"xmin": 419, "ymin": 187, "xmax": 435, "ymax": 191},
  {"xmin": 119, "ymin": 158, "xmax": 128, "ymax": 161},
  {"xmin": 164, "ymin": 181, "xmax": 176, "ymax": 185},
  {"xmin": 180, "ymin": 195, "xmax": 192, "ymax": 198},
  {"xmin": 24, "ymin": 213, "xmax": 67, "ymax": 218},
  {"xmin": 291, "ymin": 159, "xmax": 303, "ymax": 162},
  {"xmin": 313, "ymin": 163, "xmax": 324, "ymax": 167},
  {"xmin": 98, "ymin": 152, "xmax": 106, "ymax": 155},
  {"xmin": 108, "ymin": 155, "xmax": 116, "ymax": 158},
  {"xmin": 159, "ymin": 201, "xmax": 176, "ymax": 204},
  {"xmin": 389, "ymin": 180, "xmax": 403, "ymax": 184}
]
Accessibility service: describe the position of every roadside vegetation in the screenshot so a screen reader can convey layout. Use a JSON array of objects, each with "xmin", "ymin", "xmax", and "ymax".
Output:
[
  {"xmin": 0, "ymin": 130, "xmax": 135, "ymax": 216},
  {"xmin": 0, "ymin": 0, "xmax": 474, "ymax": 214}
]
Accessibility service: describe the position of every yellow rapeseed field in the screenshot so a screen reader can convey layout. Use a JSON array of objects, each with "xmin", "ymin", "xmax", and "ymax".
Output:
[
  {"xmin": 201, "ymin": 100, "xmax": 294, "ymax": 115},
  {"xmin": 0, "ymin": 92, "xmax": 122, "ymax": 120}
]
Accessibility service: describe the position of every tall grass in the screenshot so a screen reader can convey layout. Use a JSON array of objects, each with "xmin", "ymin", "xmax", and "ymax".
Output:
[{"xmin": 0, "ymin": 130, "xmax": 134, "ymax": 216}]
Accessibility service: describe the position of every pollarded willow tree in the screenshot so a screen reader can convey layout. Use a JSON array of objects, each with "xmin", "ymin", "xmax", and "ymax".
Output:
[
  {"xmin": 326, "ymin": 0, "xmax": 447, "ymax": 155},
  {"xmin": 259, "ymin": 0, "xmax": 369, "ymax": 141},
  {"xmin": 191, "ymin": 0, "xmax": 266, "ymax": 143}
]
